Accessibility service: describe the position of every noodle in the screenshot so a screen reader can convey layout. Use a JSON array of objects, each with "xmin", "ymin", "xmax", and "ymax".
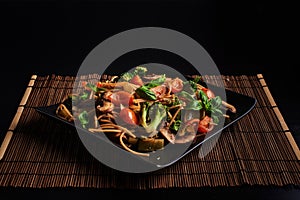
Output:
[
  {"xmin": 56, "ymin": 67, "xmax": 237, "ymax": 156},
  {"xmin": 119, "ymin": 132, "xmax": 150, "ymax": 157}
]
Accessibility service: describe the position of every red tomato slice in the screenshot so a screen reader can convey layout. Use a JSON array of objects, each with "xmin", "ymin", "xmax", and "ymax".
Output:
[
  {"xmin": 185, "ymin": 116, "xmax": 214, "ymax": 134},
  {"xmin": 96, "ymin": 81, "xmax": 102, "ymax": 88},
  {"xmin": 109, "ymin": 91, "xmax": 133, "ymax": 106},
  {"xmin": 201, "ymin": 87, "xmax": 215, "ymax": 99},
  {"xmin": 130, "ymin": 75, "xmax": 144, "ymax": 86},
  {"xmin": 197, "ymin": 116, "xmax": 214, "ymax": 133},
  {"xmin": 171, "ymin": 78, "xmax": 183, "ymax": 93},
  {"xmin": 119, "ymin": 107, "xmax": 138, "ymax": 125}
]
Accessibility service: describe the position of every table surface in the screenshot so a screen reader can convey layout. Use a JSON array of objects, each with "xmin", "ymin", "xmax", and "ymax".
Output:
[{"xmin": 0, "ymin": 1, "xmax": 299, "ymax": 199}]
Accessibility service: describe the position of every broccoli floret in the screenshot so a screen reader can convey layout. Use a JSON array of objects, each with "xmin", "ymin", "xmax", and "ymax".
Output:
[
  {"xmin": 134, "ymin": 66, "xmax": 148, "ymax": 76},
  {"xmin": 120, "ymin": 72, "xmax": 134, "ymax": 82},
  {"xmin": 120, "ymin": 66, "xmax": 148, "ymax": 82},
  {"xmin": 140, "ymin": 102, "xmax": 167, "ymax": 136}
]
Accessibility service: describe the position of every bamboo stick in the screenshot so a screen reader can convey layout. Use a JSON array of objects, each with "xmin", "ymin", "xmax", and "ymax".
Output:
[
  {"xmin": 257, "ymin": 74, "xmax": 300, "ymax": 160},
  {"xmin": 0, "ymin": 75, "xmax": 37, "ymax": 160}
]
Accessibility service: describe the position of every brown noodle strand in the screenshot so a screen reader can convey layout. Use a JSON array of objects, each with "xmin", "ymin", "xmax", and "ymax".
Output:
[
  {"xmin": 100, "ymin": 119, "xmax": 114, "ymax": 123},
  {"xmin": 108, "ymin": 124, "xmax": 137, "ymax": 138},
  {"xmin": 88, "ymin": 128, "xmax": 122, "ymax": 133},
  {"xmin": 168, "ymin": 107, "xmax": 182, "ymax": 127},
  {"xmin": 168, "ymin": 104, "xmax": 182, "ymax": 110},
  {"xmin": 119, "ymin": 132, "xmax": 150, "ymax": 157}
]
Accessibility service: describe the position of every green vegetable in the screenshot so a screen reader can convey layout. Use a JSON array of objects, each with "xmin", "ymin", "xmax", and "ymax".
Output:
[
  {"xmin": 135, "ymin": 74, "xmax": 166, "ymax": 101},
  {"xmin": 192, "ymin": 75, "xmax": 203, "ymax": 83},
  {"xmin": 84, "ymin": 82, "xmax": 105, "ymax": 93},
  {"xmin": 78, "ymin": 111, "xmax": 89, "ymax": 129},
  {"xmin": 177, "ymin": 91, "xmax": 202, "ymax": 110},
  {"xmin": 79, "ymin": 92, "xmax": 89, "ymax": 100},
  {"xmin": 120, "ymin": 72, "xmax": 134, "ymax": 81},
  {"xmin": 177, "ymin": 86, "xmax": 223, "ymax": 124},
  {"xmin": 197, "ymin": 90, "xmax": 223, "ymax": 124},
  {"xmin": 170, "ymin": 119, "xmax": 181, "ymax": 132},
  {"xmin": 209, "ymin": 96, "xmax": 223, "ymax": 123},
  {"xmin": 135, "ymin": 86, "xmax": 157, "ymax": 100},
  {"xmin": 85, "ymin": 82, "xmax": 97, "ymax": 92},
  {"xmin": 134, "ymin": 66, "xmax": 148, "ymax": 76},
  {"xmin": 144, "ymin": 74, "xmax": 166, "ymax": 88},
  {"xmin": 119, "ymin": 66, "xmax": 148, "ymax": 81},
  {"xmin": 183, "ymin": 76, "xmax": 203, "ymax": 93},
  {"xmin": 140, "ymin": 102, "xmax": 167, "ymax": 135}
]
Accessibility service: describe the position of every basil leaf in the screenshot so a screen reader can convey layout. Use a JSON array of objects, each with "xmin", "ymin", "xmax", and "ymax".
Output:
[
  {"xmin": 85, "ymin": 82, "xmax": 98, "ymax": 92},
  {"xmin": 136, "ymin": 86, "xmax": 157, "ymax": 100},
  {"xmin": 198, "ymin": 90, "xmax": 208, "ymax": 104},
  {"xmin": 185, "ymin": 100, "xmax": 203, "ymax": 110},
  {"xmin": 170, "ymin": 120, "xmax": 181, "ymax": 132},
  {"xmin": 78, "ymin": 111, "xmax": 89, "ymax": 129},
  {"xmin": 80, "ymin": 92, "xmax": 89, "ymax": 100},
  {"xmin": 210, "ymin": 96, "xmax": 222, "ymax": 108},
  {"xmin": 144, "ymin": 74, "xmax": 166, "ymax": 89}
]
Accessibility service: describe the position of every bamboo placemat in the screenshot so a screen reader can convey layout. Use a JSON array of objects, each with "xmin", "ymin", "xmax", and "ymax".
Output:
[{"xmin": 0, "ymin": 74, "xmax": 299, "ymax": 189}]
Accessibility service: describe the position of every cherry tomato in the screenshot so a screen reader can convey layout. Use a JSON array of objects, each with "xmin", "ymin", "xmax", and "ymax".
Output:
[
  {"xmin": 197, "ymin": 116, "xmax": 214, "ymax": 133},
  {"xmin": 171, "ymin": 78, "xmax": 183, "ymax": 93},
  {"xmin": 130, "ymin": 75, "xmax": 144, "ymax": 86},
  {"xmin": 96, "ymin": 81, "xmax": 102, "ymax": 88},
  {"xmin": 119, "ymin": 108, "xmax": 139, "ymax": 125},
  {"xmin": 185, "ymin": 116, "xmax": 214, "ymax": 134},
  {"xmin": 201, "ymin": 87, "xmax": 215, "ymax": 99},
  {"xmin": 109, "ymin": 91, "xmax": 133, "ymax": 106}
]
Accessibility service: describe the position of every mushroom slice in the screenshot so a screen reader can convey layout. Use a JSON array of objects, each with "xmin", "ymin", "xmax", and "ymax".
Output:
[
  {"xmin": 56, "ymin": 103, "xmax": 74, "ymax": 122},
  {"xmin": 97, "ymin": 101, "xmax": 114, "ymax": 113},
  {"xmin": 222, "ymin": 100, "xmax": 237, "ymax": 113},
  {"xmin": 159, "ymin": 127, "xmax": 176, "ymax": 144},
  {"xmin": 174, "ymin": 119, "xmax": 198, "ymax": 144}
]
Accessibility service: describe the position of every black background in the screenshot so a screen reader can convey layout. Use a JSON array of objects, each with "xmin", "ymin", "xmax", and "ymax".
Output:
[{"xmin": 0, "ymin": 0, "xmax": 299, "ymax": 199}]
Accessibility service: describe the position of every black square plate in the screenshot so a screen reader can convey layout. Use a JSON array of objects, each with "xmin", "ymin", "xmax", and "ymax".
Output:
[{"xmin": 35, "ymin": 82, "xmax": 256, "ymax": 172}]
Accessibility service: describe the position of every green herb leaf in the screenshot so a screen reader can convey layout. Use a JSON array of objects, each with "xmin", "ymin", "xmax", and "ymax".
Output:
[
  {"xmin": 144, "ymin": 74, "xmax": 166, "ymax": 89},
  {"xmin": 78, "ymin": 111, "xmax": 89, "ymax": 129},
  {"xmin": 177, "ymin": 91, "xmax": 202, "ymax": 110},
  {"xmin": 80, "ymin": 92, "xmax": 89, "ymax": 100},
  {"xmin": 170, "ymin": 120, "xmax": 181, "ymax": 132},
  {"xmin": 135, "ymin": 86, "xmax": 157, "ymax": 100}
]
